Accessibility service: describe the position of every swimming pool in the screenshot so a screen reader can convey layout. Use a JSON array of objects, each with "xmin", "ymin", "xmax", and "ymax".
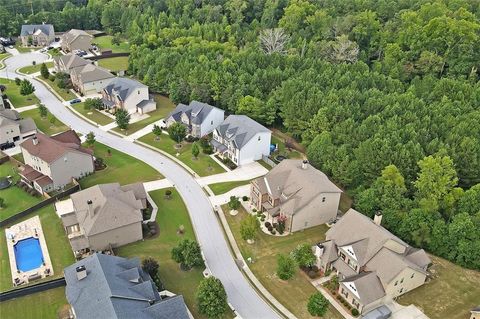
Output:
[{"xmin": 13, "ymin": 237, "xmax": 44, "ymax": 272}]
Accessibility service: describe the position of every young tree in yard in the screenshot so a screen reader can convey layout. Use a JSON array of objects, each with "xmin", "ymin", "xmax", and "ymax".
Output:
[
  {"xmin": 84, "ymin": 98, "xmax": 103, "ymax": 110},
  {"xmin": 20, "ymin": 79, "xmax": 35, "ymax": 95},
  {"xmin": 240, "ymin": 214, "xmax": 260, "ymax": 241},
  {"xmin": 38, "ymin": 103, "xmax": 48, "ymax": 118},
  {"xmin": 86, "ymin": 132, "xmax": 96, "ymax": 148},
  {"xmin": 49, "ymin": 116, "xmax": 56, "ymax": 127},
  {"xmin": 40, "ymin": 63, "xmax": 49, "ymax": 79},
  {"xmin": 115, "ymin": 109, "xmax": 130, "ymax": 130},
  {"xmin": 291, "ymin": 243, "xmax": 316, "ymax": 268},
  {"xmin": 167, "ymin": 122, "xmax": 187, "ymax": 144},
  {"xmin": 152, "ymin": 124, "xmax": 162, "ymax": 140},
  {"xmin": 171, "ymin": 239, "xmax": 204, "ymax": 270},
  {"xmin": 228, "ymin": 196, "xmax": 240, "ymax": 211},
  {"xmin": 196, "ymin": 276, "xmax": 228, "ymax": 319},
  {"xmin": 0, "ymin": 197, "xmax": 4, "ymax": 208},
  {"xmin": 191, "ymin": 142, "xmax": 200, "ymax": 159},
  {"xmin": 307, "ymin": 292, "xmax": 329, "ymax": 317},
  {"xmin": 276, "ymin": 254, "xmax": 296, "ymax": 280}
]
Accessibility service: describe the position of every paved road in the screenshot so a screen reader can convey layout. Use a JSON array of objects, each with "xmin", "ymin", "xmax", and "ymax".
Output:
[{"xmin": 1, "ymin": 52, "xmax": 280, "ymax": 319}]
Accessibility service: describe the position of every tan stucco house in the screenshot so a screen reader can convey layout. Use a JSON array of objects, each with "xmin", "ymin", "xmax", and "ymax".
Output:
[
  {"xmin": 53, "ymin": 54, "xmax": 91, "ymax": 74},
  {"xmin": 61, "ymin": 29, "xmax": 92, "ymax": 52},
  {"xmin": 101, "ymin": 77, "xmax": 156, "ymax": 115},
  {"xmin": 251, "ymin": 160, "xmax": 342, "ymax": 232},
  {"xmin": 315, "ymin": 209, "xmax": 431, "ymax": 314},
  {"xmin": 19, "ymin": 130, "xmax": 94, "ymax": 193},
  {"xmin": 20, "ymin": 24, "xmax": 55, "ymax": 47},
  {"xmin": 70, "ymin": 64, "xmax": 114, "ymax": 95}
]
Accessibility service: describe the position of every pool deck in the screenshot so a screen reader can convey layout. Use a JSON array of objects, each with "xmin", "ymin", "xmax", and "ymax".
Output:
[{"xmin": 5, "ymin": 215, "xmax": 54, "ymax": 287}]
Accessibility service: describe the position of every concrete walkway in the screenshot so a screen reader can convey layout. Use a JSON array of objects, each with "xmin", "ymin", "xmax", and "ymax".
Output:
[
  {"xmin": 100, "ymin": 121, "xmax": 118, "ymax": 131},
  {"xmin": 124, "ymin": 118, "xmax": 166, "ymax": 142},
  {"xmin": 196, "ymin": 162, "xmax": 268, "ymax": 186},
  {"xmin": 14, "ymin": 104, "xmax": 38, "ymax": 112},
  {"xmin": 209, "ymin": 185, "xmax": 251, "ymax": 206},
  {"xmin": 313, "ymin": 284, "xmax": 355, "ymax": 319},
  {"xmin": 143, "ymin": 179, "xmax": 174, "ymax": 192}
]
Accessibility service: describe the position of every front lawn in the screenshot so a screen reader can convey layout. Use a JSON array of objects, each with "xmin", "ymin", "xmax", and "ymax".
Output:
[
  {"xmin": 0, "ymin": 161, "xmax": 42, "ymax": 221},
  {"xmin": 0, "ymin": 78, "xmax": 39, "ymax": 107},
  {"xmin": 94, "ymin": 35, "xmax": 130, "ymax": 53},
  {"xmin": 209, "ymin": 180, "xmax": 251, "ymax": 195},
  {"xmin": 0, "ymin": 287, "xmax": 68, "ymax": 319},
  {"xmin": 72, "ymin": 102, "xmax": 113, "ymax": 126},
  {"xmin": 0, "ymin": 52, "xmax": 10, "ymax": 69},
  {"xmin": 18, "ymin": 62, "xmax": 54, "ymax": 75},
  {"xmin": 79, "ymin": 142, "xmax": 163, "ymax": 189},
  {"xmin": 224, "ymin": 206, "xmax": 343, "ymax": 319},
  {"xmin": 0, "ymin": 204, "xmax": 75, "ymax": 291},
  {"xmin": 98, "ymin": 56, "xmax": 129, "ymax": 72},
  {"xmin": 38, "ymin": 76, "xmax": 76, "ymax": 101},
  {"xmin": 397, "ymin": 255, "xmax": 480, "ymax": 319},
  {"xmin": 14, "ymin": 43, "xmax": 33, "ymax": 53},
  {"xmin": 20, "ymin": 108, "xmax": 69, "ymax": 135},
  {"xmin": 138, "ymin": 133, "xmax": 225, "ymax": 177}
]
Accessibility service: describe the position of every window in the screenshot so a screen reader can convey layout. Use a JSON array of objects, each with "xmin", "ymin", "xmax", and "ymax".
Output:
[
  {"xmin": 211, "ymin": 120, "xmax": 213, "ymax": 125},
  {"xmin": 399, "ymin": 288, "xmax": 404, "ymax": 294},
  {"xmin": 258, "ymin": 136, "xmax": 261, "ymax": 141},
  {"xmin": 322, "ymin": 197, "xmax": 326, "ymax": 202},
  {"xmin": 400, "ymin": 278, "xmax": 404, "ymax": 284},
  {"xmin": 394, "ymin": 281, "xmax": 398, "ymax": 286},
  {"xmin": 411, "ymin": 273, "xmax": 415, "ymax": 278}
]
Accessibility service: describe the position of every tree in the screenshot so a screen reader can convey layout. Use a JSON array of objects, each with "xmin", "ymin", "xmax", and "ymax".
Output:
[
  {"xmin": 0, "ymin": 197, "xmax": 4, "ymax": 208},
  {"xmin": 240, "ymin": 214, "xmax": 260, "ymax": 241},
  {"xmin": 40, "ymin": 63, "xmax": 49, "ymax": 79},
  {"xmin": 291, "ymin": 243, "xmax": 316, "ymax": 268},
  {"xmin": 20, "ymin": 79, "xmax": 35, "ymax": 95},
  {"xmin": 167, "ymin": 122, "xmax": 187, "ymax": 144},
  {"xmin": 86, "ymin": 131, "xmax": 96, "ymax": 147},
  {"xmin": 115, "ymin": 109, "xmax": 130, "ymax": 130},
  {"xmin": 276, "ymin": 254, "xmax": 296, "ymax": 280},
  {"xmin": 196, "ymin": 276, "xmax": 228, "ymax": 319},
  {"xmin": 38, "ymin": 103, "xmax": 48, "ymax": 118},
  {"xmin": 171, "ymin": 239, "xmax": 204, "ymax": 270},
  {"xmin": 237, "ymin": 95, "xmax": 275, "ymax": 125},
  {"xmin": 322, "ymin": 35, "xmax": 360, "ymax": 64},
  {"xmin": 260, "ymin": 28, "xmax": 290, "ymax": 55},
  {"xmin": 84, "ymin": 98, "xmax": 103, "ymax": 110},
  {"xmin": 141, "ymin": 257, "xmax": 159, "ymax": 279},
  {"xmin": 228, "ymin": 196, "xmax": 240, "ymax": 211},
  {"xmin": 152, "ymin": 124, "xmax": 162, "ymax": 140},
  {"xmin": 307, "ymin": 292, "xmax": 329, "ymax": 317},
  {"xmin": 191, "ymin": 142, "xmax": 200, "ymax": 159},
  {"xmin": 49, "ymin": 116, "xmax": 56, "ymax": 126}
]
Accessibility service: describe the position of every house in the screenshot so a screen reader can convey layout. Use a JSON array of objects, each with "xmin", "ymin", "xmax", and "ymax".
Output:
[
  {"xmin": 101, "ymin": 77, "xmax": 156, "ymax": 115},
  {"xmin": 211, "ymin": 115, "xmax": 271, "ymax": 166},
  {"xmin": 314, "ymin": 209, "xmax": 431, "ymax": 314},
  {"xmin": 55, "ymin": 182, "xmax": 147, "ymax": 256},
  {"xmin": 472, "ymin": 306, "xmax": 480, "ymax": 319},
  {"xmin": 61, "ymin": 29, "xmax": 92, "ymax": 52},
  {"xmin": 70, "ymin": 64, "xmax": 114, "ymax": 95},
  {"xmin": 53, "ymin": 53, "xmax": 91, "ymax": 74},
  {"xmin": 251, "ymin": 160, "xmax": 342, "ymax": 232},
  {"xmin": 0, "ymin": 109, "xmax": 37, "ymax": 150},
  {"xmin": 19, "ymin": 130, "xmax": 94, "ymax": 193},
  {"xmin": 166, "ymin": 101, "xmax": 224, "ymax": 138},
  {"xmin": 64, "ymin": 253, "xmax": 190, "ymax": 319},
  {"xmin": 20, "ymin": 24, "xmax": 55, "ymax": 47}
]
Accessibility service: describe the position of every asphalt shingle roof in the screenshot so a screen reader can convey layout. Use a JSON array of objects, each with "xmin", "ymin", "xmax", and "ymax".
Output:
[
  {"xmin": 20, "ymin": 24, "xmax": 54, "ymax": 37},
  {"xmin": 168, "ymin": 100, "xmax": 221, "ymax": 125},
  {"xmin": 216, "ymin": 115, "xmax": 270, "ymax": 149},
  {"xmin": 104, "ymin": 77, "xmax": 147, "ymax": 101}
]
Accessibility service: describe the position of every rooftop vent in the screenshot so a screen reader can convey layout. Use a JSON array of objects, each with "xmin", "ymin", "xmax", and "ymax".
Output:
[
  {"xmin": 76, "ymin": 265, "xmax": 87, "ymax": 281},
  {"xmin": 32, "ymin": 136, "xmax": 38, "ymax": 146},
  {"xmin": 374, "ymin": 211, "xmax": 383, "ymax": 226},
  {"xmin": 302, "ymin": 160, "xmax": 308, "ymax": 170}
]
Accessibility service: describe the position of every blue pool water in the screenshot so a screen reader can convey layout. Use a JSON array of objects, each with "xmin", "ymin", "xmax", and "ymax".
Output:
[{"xmin": 13, "ymin": 237, "xmax": 44, "ymax": 272}]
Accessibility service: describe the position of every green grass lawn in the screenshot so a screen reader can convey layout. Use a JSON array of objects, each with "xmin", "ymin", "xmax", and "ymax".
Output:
[
  {"xmin": 224, "ymin": 206, "xmax": 343, "ymax": 319},
  {"xmin": 112, "ymin": 94, "xmax": 176, "ymax": 135},
  {"xmin": 79, "ymin": 142, "xmax": 163, "ymax": 188},
  {"xmin": 271, "ymin": 135, "xmax": 303, "ymax": 160},
  {"xmin": 0, "ymin": 52, "xmax": 10, "ymax": 69},
  {"xmin": 98, "ymin": 56, "xmax": 129, "ymax": 71},
  {"xmin": 0, "ymin": 287, "xmax": 68, "ymax": 319},
  {"xmin": 0, "ymin": 78, "xmax": 39, "ymax": 107},
  {"xmin": 72, "ymin": 102, "xmax": 114, "ymax": 126},
  {"xmin": 94, "ymin": 35, "xmax": 130, "ymax": 53},
  {"xmin": 398, "ymin": 255, "xmax": 480, "ymax": 319},
  {"xmin": 48, "ymin": 48, "xmax": 62, "ymax": 57},
  {"xmin": 0, "ymin": 162, "xmax": 42, "ymax": 221},
  {"xmin": 38, "ymin": 76, "xmax": 76, "ymax": 101},
  {"xmin": 14, "ymin": 43, "xmax": 33, "ymax": 53},
  {"xmin": 209, "ymin": 180, "xmax": 251, "ymax": 195},
  {"xmin": 18, "ymin": 62, "xmax": 54, "ymax": 75},
  {"xmin": 139, "ymin": 133, "xmax": 225, "ymax": 177},
  {"xmin": 20, "ymin": 108, "xmax": 69, "ymax": 135},
  {"xmin": 0, "ymin": 204, "xmax": 75, "ymax": 291}
]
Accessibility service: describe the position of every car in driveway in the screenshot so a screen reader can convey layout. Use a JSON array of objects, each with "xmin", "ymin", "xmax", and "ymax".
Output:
[{"xmin": 70, "ymin": 98, "xmax": 81, "ymax": 105}]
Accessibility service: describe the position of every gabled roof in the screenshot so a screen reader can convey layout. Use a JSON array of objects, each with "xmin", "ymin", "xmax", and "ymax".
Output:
[
  {"xmin": 215, "ymin": 115, "xmax": 270, "ymax": 149},
  {"xmin": 71, "ymin": 64, "xmax": 114, "ymax": 83},
  {"xmin": 472, "ymin": 306, "xmax": 480, "ymax": 312},
  {"xmin": 18, "ymin": 118, "xmax": 37, "ymax": 134},
  {"xmin": 65, "ymin": 253, "xmax": 190, "ymax": 319},
  {"xmin": 54, "ymin": 54, "xmax": 91, "ymax": 70},
  {"xmin": 168, "ymin": 100, "xmax": 223, "ymax": 125},
  {"xmin": 62, "ymin": 29, "xmax": 92, "ymax": 45},
  {"xmin": 340, "ymin": 272, "xmax": 385, "ymax": 305},
  {"xmin": 103, "ymin": 78, "xmax": 147, "ymax": 101},
  {"xmin": 0, "ymin": 109, "xmax": 20, "ymax": 121},
  {"xmin": 20, "ymin": 24, "xmax": 54, "ymax": 37}
]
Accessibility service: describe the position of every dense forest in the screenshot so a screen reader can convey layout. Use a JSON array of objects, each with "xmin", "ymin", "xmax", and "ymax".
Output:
[{"xmin": 1, "ymin": 0, "xmax": 479, "ymax": 270}]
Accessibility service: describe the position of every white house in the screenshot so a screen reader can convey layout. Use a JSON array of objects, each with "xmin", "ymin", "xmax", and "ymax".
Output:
[
  {"xmin": 101, "ymin": 78, "xmax": 156, "ymax": 115},
  {"xmin": 211, "ymin": 115, "xmax": 271, "ymax": 166}
]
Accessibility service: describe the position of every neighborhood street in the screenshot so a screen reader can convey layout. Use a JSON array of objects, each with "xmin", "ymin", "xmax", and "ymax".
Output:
[{"xmin": 0, "ymin": 51, "xmax": 280, "ymax": 319}]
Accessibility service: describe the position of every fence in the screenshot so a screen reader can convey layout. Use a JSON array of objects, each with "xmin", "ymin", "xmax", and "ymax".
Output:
[
  {"xmin": 0, "ymin": 277, "xmax": 66, "ymax": 302},
  {"xmin": 86, "ymin": 52, "xmax": 130, "ymax": 60},
  {"xmin": 262, "ymin": 155, "xmax": 277, "ymax": 168}
]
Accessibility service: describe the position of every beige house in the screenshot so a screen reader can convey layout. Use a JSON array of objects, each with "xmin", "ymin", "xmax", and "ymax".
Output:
[
  {"xmin": 20, "ymin": 24, "xmax": 55, "ymax": 47},
  {"xmin": 61, "ymin": 29, "xmax": 92, "ymax": 52},
  {"xmin": 0, "ymin": 109, "xmax": 36, "ymax": 150},
  {"xmin": 19, "ymin": 130, "xmax": 94, "ymax": 193},
  {"xmin": 55, "ymin": 183, "xmax": 147, "ymax": 257},
  {"xmin": 472, "ymin": 306, "xmax": 480, "ymax": 319},
  {"xmin": 315, "ymin": 209, "xmax": 431, "ymax": 314},
  {"xmin": 251, "ymin": 160, "xmax": 342, "ymax": 232},
  {"xmin": 70, "ymin": 64, "xmax": 114, "ymax": 95},
  {"xmin": 101, "ymin": 77, "xmax": 156, "ymax": 115},
  {"xmin": 53, "ymin": 54, "xmax": 91, "ymax": 74}
]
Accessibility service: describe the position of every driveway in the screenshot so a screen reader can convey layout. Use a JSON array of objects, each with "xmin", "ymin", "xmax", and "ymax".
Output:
[{"xmin": 0, "ymin": 52, "xmax": 280, "ymax": 319}]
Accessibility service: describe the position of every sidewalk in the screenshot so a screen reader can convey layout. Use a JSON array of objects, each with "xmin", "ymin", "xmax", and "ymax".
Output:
[
  {"xmin": 124, "ymin": 118, "xmax": 166, "ymax": 141},
  {"xmin": 196, "ymin": 162, "xmax": 268, "ymax": 186},
  {"xmin": 143, "ymin": 179, "xmax": 173, "ymax": 192},
  {"xmin": 13, "ymin": 104, "xmax": 37, "ymax": 113}
]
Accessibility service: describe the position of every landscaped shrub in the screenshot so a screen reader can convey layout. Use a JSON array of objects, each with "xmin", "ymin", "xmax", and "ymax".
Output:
[
  {"xmin": 271, "ymin": 230, "xmax": 276, "ymax": 235},
  {"xmin": 49, "ymin": 74, "xmax": 55, "ymax": 81},
  {"xmin": 307, "ymin": 270, "xmax": 318, "ymax": 278},
  {"xmin": 264, "ymin": 222, "xmax": 271, "ymax": 228},
  {"xmin": 261, "ymin": 214, "xmax": 266, "ymax": 218},
  {"xmin": 252, "ymin": 208, "xmax": 257, "ymax": 213},
  {"xmin": 260, "ymin": 217, "xmax": 265, "ymax": 222},
  {"xmin": 242, "ymin": 195, "xmax": 249, "ymax": 201},
  {"xmin": 351, "ymin": 309, "xmax": 359, "ymax": 317}
]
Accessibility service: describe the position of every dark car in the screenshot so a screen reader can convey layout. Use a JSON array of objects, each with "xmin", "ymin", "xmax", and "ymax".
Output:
[{"xmin": 70, "ymin": 98, "xmax": 81, "ymax": 105}]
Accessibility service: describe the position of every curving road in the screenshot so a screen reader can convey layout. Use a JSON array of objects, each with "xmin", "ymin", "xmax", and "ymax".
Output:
[{"xmin": 1, "ymin": 51, "xmax": 280, "ymax": 319}]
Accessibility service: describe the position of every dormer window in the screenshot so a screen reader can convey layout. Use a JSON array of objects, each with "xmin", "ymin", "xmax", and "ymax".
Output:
[
  {"xmin": 322, "ymin": 197, "xmax": 326, "ymax": 202},
  {"xmin": 258, "ymin": 136, "xmax": 261, "ymax": 141}
]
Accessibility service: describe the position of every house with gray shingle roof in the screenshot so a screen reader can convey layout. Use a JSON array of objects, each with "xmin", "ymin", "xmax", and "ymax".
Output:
[
  {"xmin": 0, "ymin": 109, "xmax": 37, "ymax": 150},
  {"xmin": 471, "ymin": 306, "xmax": 480, "ymax": 319},
  {"xmin": 101, "ymin": 77, "xmax": 156, "ymax": 115},
  {"xmin": 70, "ymin": 63, "xmax": 115, "ymax": 95},
  {"xmin": 251, "ymin": 159, "xmax": 342, "ymax": 232},
  {"xmin": 20, "ymin": 24, "xmax": 55, "ymax": 47},
  {"xmin": 53, "ymin": 53, "xmax": 91, "ymax": 74},
  {"xmin": 64, "ymin": 253, "xmax": 190, "ymax": 319},
  {"xmin": 211, "ymin": 115, "xmax": 271, "ymax": 166},
  {"xmin": 61, "ymin": 29, "xmax": 92, "ymax": 52},
  {"xmin": 314, "ymin": 209, "xmax": 431, "ymax": 314},
  {"xmin": 166, "ymin": 101, "xmax": 224, "ymax": 138}
]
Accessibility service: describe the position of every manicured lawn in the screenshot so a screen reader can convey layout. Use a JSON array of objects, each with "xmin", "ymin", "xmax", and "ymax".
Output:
[
  {"xmin": 18, "ymin": 62, "xmax": 54, "ymax": 75},
  {"xmin": 38, "ymin": 76, "xmax": 76, "ymax": 101},
  {"xmin": 0, "ymin": 287, "xmax": 68, "ymax": 319},
  {"xmin": 209, "ymin": 180, "xmax": 251, "ymax": 195},
  {"xmin": 98, "ymin": 56, "xmax": 129, "ymax": 71},
  {"xmin": 48, "ymin": 48, "xmax": 62, "ymax": 57},
  {"xmin": 398, "ymin": 255, "xmax": 480, "ymax": 319},
  {"xmin": 0, "ymin": 52, "xmax": 10, "ymax": 69},
  {"xmin": 94, "ymin": 35, "xmax": 130, "ymax": 53},
  {"xmin": 139, "ymin": 133, "xmax": 225, "ymax": 177},
  {"xmin": 0, "ymin": 161, "xmax": 42, "ymax": 221},
  {"xmin": 224, "ymin": 206, "xmax": 343, "ymax": 319},
  {"xmin": 72, "ymin": 102, "xmax": 113, "ymax": 126},
  {"xmin": 79, "ymin": 142, "xmax": 163, "ymax": 188},
  {"xmin": 0, "ymin": 78, "xmax": 39, "ymax": 107},
  {"xmin": 14, "ymin": 43, "xmax": 33, "ymax": 53},
  {"xmin": 20, "ymin": 108, "xmax": 69, "ymax": 135},
  {"xmin": 112, "ymin": 94, "xmax": 176, "ymax": 135},
  {"xmin": 271, "ymin": 135, "xmax": 303, "ymax": 160},
  {"xmin": 0, "ymin": 204, "xmax": 75, "ymax": 291}
]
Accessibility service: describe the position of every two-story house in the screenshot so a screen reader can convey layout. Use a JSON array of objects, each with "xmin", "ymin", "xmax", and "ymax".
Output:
[
  {"xmin": 166, "ymin": 101, "xmax": 225, "ymax": 138},
  {"xmin": 101, "ymin": 77, "xmax": 156, "ymax": 115},
  {"xmin": 211, "ymin": 115, "xmax": 271, "ymax": 166},
  {"xmin": 314, "ymin": 209, "xmax": 431, "ymax": 314},
  {"xmin": 53, "ymin": 53, "xmax": 91, "ymax": 74},
  {"xmin": 0, "ymin": 109, "xmax": 37, "ymax": 150},
  {"xmin": 20, "ymin": 24, "xmax": 55, "ymax": 47},
  {"xmin": 70, "ymin": 64, "xmax": 114, "ymax": 95},
  {"xmin": 251, "ymin": 160, "xmax": 342, "ymax": 232},
  {"xmin": 19, "ymin": 130, "xmax": 94, "ymax": 193},
  {"xmin": 61, "ymin": 29, "xmax": 92, "ymax": 52}
]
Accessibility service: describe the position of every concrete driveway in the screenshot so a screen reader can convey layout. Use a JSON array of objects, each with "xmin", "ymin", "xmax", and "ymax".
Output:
[{"xmin": 0, "ymin": 52, "xmax": 280, "ymax": 319}]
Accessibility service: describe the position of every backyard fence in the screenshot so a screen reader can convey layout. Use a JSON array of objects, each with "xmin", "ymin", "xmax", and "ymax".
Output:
[
  {"xmin": 86, "ymin": 52, "xmax": 130, "ymax": 60},
  {"xmin": 0, "ymin": 277, "xmax": 66, "ymax": 302},
  {"xmin": 262, "ymin": 155, "xmax": 277, "ymax": 168}
]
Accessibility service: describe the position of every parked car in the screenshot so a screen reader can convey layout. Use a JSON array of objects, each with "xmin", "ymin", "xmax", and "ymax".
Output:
[{"xmin": 70, "ymin": 98, "xmax": 81, "ymax": 105}]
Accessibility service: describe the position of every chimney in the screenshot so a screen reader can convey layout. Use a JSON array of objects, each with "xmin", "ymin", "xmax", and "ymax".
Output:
[
  {"xmin": 87, "ymin": 200, "xmax": 94, "ymax": 217},
  {"xmin": 302, "ymin": 160, "xmax": 308, "ymax": 170},
  {"xmin": 315, "ymin": 244, "xmax": 324, "ymax": 257},
  {"xmin": 76, "ymin": 265, "xmax": 87, "ymax": 281},
  {"xmin": 32, "ymin": 136, "xmax": 38, "ymax": 146},
  {"xmin": 374, "ymin": 211, "xmax": 383, "ymax": 226}
]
